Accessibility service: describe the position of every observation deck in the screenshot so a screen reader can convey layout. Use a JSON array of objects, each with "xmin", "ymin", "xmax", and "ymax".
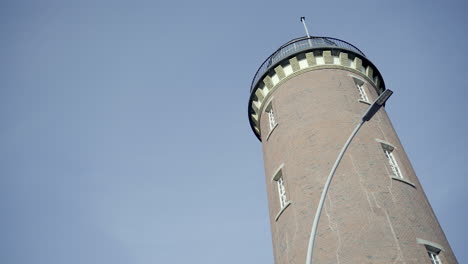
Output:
[{"xmin": 248, "ymin": 36, "xmax": 386, "ymax": 141}]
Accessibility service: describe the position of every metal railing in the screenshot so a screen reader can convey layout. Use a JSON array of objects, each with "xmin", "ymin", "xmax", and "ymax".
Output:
[{"xmin": 250, "ymin": 36, "xmax": 366, "ymax": 92}]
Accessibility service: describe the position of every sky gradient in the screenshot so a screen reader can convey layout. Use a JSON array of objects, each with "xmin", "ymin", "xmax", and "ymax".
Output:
[{"xmin": 1, "ymin": 0, "xmax": 467, "ymax": 263}]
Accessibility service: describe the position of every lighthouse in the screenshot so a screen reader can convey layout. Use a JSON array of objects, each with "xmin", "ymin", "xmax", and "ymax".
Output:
[{"xmin": 247, "ymin": 36, "xmax": 458, "ymax": 263}]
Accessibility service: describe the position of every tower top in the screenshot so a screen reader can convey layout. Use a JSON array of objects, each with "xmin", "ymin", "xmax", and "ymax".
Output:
[{"xmin": 248, "ymin": 36, "xmax": 386, "ymax": 141}]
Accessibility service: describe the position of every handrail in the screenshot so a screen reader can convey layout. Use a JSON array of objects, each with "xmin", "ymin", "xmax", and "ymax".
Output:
[{"xmin": 250, "ymin": 36, "xmax": 366, "ymax": 92}]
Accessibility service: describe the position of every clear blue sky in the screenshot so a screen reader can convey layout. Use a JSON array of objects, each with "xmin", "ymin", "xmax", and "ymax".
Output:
[{"xmin": 1, "ymin": 0, "xmax": 467, "ymax": 263}]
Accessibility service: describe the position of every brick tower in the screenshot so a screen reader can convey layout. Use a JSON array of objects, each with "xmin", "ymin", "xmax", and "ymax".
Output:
[{"xmin": 247, "ymin": 36, "xmax": 458, "ymax": 263}]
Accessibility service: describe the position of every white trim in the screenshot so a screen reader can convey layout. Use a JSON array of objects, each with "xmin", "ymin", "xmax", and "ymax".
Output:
[
  {"xmin": 264, "ymin": 96, "xmax": 274, "ymax": 111},
  {"xmin": 384, "ymin": 149, "xmax": 404, "ymax": 179},
  {"xmin": 417, "ymin": 238, "xmax": 445, "ymax": 252},
  {"xmin": 274, "ymin": 201, "xmax": 291, "ymax": 221},
  {"xmin": 277, "ymin": 177, "xmax": 288, "ymax": 208},
  {"xmin": 271, "ymin": 165, "xmax": 289, "ymax": 212},
  {"xmin": 351, "ymin": 75, "xmax": 370, "ymax": 103},
  {"xmin": 268, "ymin": 108, "xmax": 278, "ymax": 130},
  {"xmin": 417, "ymin": 238, "xmax": 444, "ymax": 264},
  {"xmin": 271, "ymin": 163, "xmax": 284, "ymax": 181},
  {"xmin": 250, "ymin": 51, "xmax": 383, "ymax": 139},
  {"xmin": 377, "ymin": 139, "xmax": 404, "ymax": 179},
  {"xmin": 391, "ymin": 176, "xmax": 416, "ymax": 188},
  {"xmin": 348, "ymin": 73, "xmax": 365, "ymax": 83},
  {"xmin": 265, "ymin": 100, "xmax": 278, "ymax": 133},
  {"xmin": 375, "ymin": 138, "xmax": 397, "ymax": 150},
  {"xmin": 359, "ymin": 99, "xmax": 371, "ymax": 105},
  {"xmin": 266, "ymin": 122, "xmax": 279, "ymax": 141},
  {"xmin": 356, "ymin": 82, "xmax": 369, "ymax": 103},
  {"xmin": 428, "ymin": 250, "xmax": 442, "ymax": 264}
]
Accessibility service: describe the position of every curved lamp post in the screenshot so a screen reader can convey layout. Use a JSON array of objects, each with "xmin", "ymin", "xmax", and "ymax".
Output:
[{"xmin": 305, "ymin": 89, "xmax": 394, "ymax": 264}]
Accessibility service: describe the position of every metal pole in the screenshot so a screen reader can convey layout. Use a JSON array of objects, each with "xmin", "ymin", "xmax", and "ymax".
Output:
[
  {"xmin": 305, "ymin": 120, "xmax": 364, "ymax": 264},
  {"xmin": 300, "ymin": 17, "xmax": 313, "ymax": 47},
  {"xmin": 305, "ymin": 89, "xmax": 392, "ymax": 264},
  {"xmin": 300, "ymin": 17, "xmax": 311, "ymax": 38}
]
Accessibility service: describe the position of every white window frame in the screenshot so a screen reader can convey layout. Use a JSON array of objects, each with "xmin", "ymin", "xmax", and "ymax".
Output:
[
  {"xmin": 377, "ymin": 139, "xmax": 417, "ymax": 187},
  {"xmin": 357, "ymin": 82, "xmax": 369, "ymax": 102},
  {"xmin": 268, "ymin": 108, "xmax": 277, "ymax": 130},
  {"xmin": 264, "ymin": 100, "xmax": 279, "ymax": 140},
  {"xmin": 276, "ymin": 176, "xmax": 287, "ymax": 209},
  {"xmin": 384, "ymin": 148, "xmax": 403, "ymax": 179},
  {"xmin": 428, "ymin": 250, "xmax": 442, "ymax": 264},
  {"xmin": 380, "ymin": 143, "xmax": 404, "ymax": 179},
  {"xmin": 271, "ymin": 164, "xmax": 291, "ymax": 221},
  {"xmin": 417, "ymin": 238, "xmax": 444, "ymax": 264},
  {"xmin": 351, "ymin": 76, "xmax": 370, "ymax": 104},
  {"xmin": 272, "ymin": 168, "xmax": 287, "ymax": 209},
  {"xmin": 266, "ymin": 104, "xmax": 277, "ymax": 130}
]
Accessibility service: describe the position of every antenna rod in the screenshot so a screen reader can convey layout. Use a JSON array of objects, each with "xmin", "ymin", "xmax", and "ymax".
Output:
[{"xmin": 300, "ymin": 17, "xmax": 311, "ymax": 38}]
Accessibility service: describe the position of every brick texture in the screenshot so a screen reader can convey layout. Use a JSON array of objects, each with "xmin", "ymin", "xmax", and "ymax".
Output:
[{"xmin": 258, "ymin": 69, "xmax": 458, "ymax": 264}]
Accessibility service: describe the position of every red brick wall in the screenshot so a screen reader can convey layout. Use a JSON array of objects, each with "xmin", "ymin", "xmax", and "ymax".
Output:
[{"xmin": 259, "ymin": 69, "xmax": 457, "ymax": 264}]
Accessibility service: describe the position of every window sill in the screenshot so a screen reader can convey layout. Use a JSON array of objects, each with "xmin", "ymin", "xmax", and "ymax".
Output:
[
  {"xmin": 266, "ymin": 123, "xmax": 279, "ymax": 141},
  {"xmin": 416, "ymin": 238, "xmax": 445, "ymax": 252},
  {"xmin": 275, "ymin": 201, "xmax": 291, "ymax": 221},
  {"xmin": 391, "ymin": 176, "xmax": 416, "ymax": 188},
  {"xmin": 359, "ymin": 99, "xmax": 371, "ymax": 105}
]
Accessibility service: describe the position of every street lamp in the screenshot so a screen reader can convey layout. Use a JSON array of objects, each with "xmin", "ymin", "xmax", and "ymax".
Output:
[{"xmin": 305, "ymin": 89, "xmax": 393, "ymax": 264}]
